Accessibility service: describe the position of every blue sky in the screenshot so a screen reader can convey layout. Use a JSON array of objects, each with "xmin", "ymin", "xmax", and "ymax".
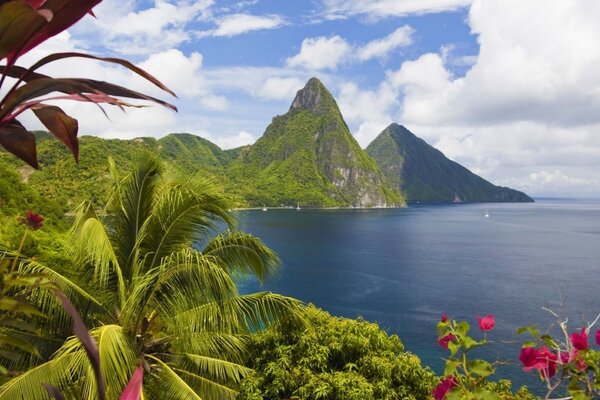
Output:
[{"xmin": 19, "ymin": 0, "xmax": 600, "ymax": 196}]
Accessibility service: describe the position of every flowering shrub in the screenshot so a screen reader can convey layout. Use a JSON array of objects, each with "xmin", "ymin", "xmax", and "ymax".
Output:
[
  {"xmin": 516, "ymin": 313, "xmax": 600, "ymax": 399},
  {"xmin": 435, "ymin": 312, "xmax": 600, "ymax": 400},
  {"xmin": 16, "ymin": 210, "xmax": 44, "ymax": 230},
  {"xmin": 435, "ymin": 314, "xmax": 501, "ymax": 400}
]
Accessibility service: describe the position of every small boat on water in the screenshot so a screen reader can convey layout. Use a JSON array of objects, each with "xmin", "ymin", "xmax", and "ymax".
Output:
[
  {"xmin": 485, "ymin": 209, "xmax": 490, "ymax": 218},
  {"xmin": 296, "ymin": 202, "xmax": 301, "ymax": 211},
  {"xmin": 262, "ymin": 205, "xmax": 267, "ymax": 211}
]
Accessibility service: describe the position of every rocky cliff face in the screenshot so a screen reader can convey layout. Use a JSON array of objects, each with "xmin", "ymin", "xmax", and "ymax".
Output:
[
  {"xmin": 228, "ymin": 78, "xmax": 403, "ymax": 207},
  {"xmin": 366, "ymin": 123, "xmax": 534, "ymax": 203}
]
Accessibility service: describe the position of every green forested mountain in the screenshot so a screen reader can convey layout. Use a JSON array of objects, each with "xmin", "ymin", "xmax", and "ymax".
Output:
[
  {"xmin": 1, "ymin": 77, "xmax": 403, "ymax": 209},
  {"xmin": 366, "ymin": 123, "xmax": 534, "ymax": 203},
  {"xmin": 0, "ymin": 132, "xmax": 235, "ymax": 211},
  {"xmin": 1, "ymin": 83, "xmax": 533, "ymax": 210},
  {"xmin": 227, "ymin": 78, "xmax": 403, "ymax": 207}
]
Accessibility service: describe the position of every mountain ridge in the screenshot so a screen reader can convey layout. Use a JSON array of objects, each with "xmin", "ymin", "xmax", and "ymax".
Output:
[
  {"xmin": 366, "ymin": 123, "xmax": 533, "ymax": 203},
  {"xmin": 227, "ymin": 77, "xmax": 403, "ymax": 207},
  {"xmin": 1, "ymin": 79, "xmax": 533, "ymax": 209}
]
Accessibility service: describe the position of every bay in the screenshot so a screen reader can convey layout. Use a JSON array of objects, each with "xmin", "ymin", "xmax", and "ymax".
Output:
[{"xmin": 236, "ymin": 199, "xmax": 600, "ymax": 392}]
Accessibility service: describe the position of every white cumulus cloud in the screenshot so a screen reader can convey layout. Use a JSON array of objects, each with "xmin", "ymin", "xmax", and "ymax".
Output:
[
  {"xmin": 200, "ymin": 13, "xmax": 286, "ymax": 37},
  {"xmin": 286, "ymin": 36, "xmax": 352, "ymax": 70},
  {"xmin": 357, "ymin": 26, "xmax": 414, "ymax": 61},
  {"xmin": 319, "ymin": 0, "xmax": 473, "ymax": 20},
  {"xmin": 77, "ymin": 0, "xmax": 214, "ymax": 55},
  {"xmin": 286, "ymin": 27, "xmax": 414, "ymax": 71}
]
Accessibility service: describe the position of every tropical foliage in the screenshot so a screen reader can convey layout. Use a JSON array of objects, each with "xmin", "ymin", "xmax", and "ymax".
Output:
[
  {"xmin": 366, "ymin": 123, "xmax": 533, "ymax": 203},
  {"xmin": 0, "ymin": 0, "xmax": 175, "ymax": 169},
  {"xmin": 237, "ymin": 305, "xmax": 438, "ymax": 400},
  {"xmin": 0, "ymin": 157, "xmax": 302, "ymax": 399},
  {"xmin": 0, "ymin": 132, "xmax": 241, "ymax": 211}
]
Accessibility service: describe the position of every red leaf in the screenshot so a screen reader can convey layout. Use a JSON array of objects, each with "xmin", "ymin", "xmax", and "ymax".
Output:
[
  {"xmin": 0, "ymin": 77, "xmax": 176, "ymax": 120},
  {"xmin": 0, "ymin": 64, "xmax": 48, "ymax": 81},
  {"xmin": 7, "ymin": 0, "xmax": 102, "ymax": 64},
  {"xmin": 0, "ymin": 77, "xmax": 97, "ymax": 120},
  {"xmin": 53, "ymin": 290, "xmax": 105, "ymax": 400},
  {"xmin": 0, "ymin": 118, "xmax": 38, "ymax": 168},
  {"xmin": 120, "ymin": 365, "xmax": 143, "ymax": 400},
  {"xmin": 26, "ymin": 0, "xmax": 48, "ymax": 8},
  {"xmin": 28, "ymin": 52, "xmax": 177, "ymax": 97},
  {"xmin": 0, "ymin": 1, "xmax": 49, "ymax": 61},
  {"xmin": 32, "ymin": 105, "xmax": 78, "ymax": 161}
]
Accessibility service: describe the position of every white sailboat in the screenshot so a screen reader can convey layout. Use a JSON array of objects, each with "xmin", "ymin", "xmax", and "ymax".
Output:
[
  {"xmin": 262, "ymin": 205, "xmax": 267, "ymax": 211},
  {"xmin": 296, "ymin": 202, "xmax": 301, "ymax": 211},
  {"xmin": 485, "ymin": 208, "xmax": 490, "ymax": 218}
]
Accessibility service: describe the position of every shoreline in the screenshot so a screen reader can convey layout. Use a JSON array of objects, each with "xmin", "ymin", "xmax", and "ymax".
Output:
[{"xmin": 231, "ymin": 205, "xmax": 405, "ymax": 211}]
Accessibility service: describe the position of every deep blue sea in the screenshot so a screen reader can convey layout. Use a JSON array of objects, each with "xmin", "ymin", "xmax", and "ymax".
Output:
[{"xmin": 235, "ymin": 199, "xmax": 600, "ymax": 392}]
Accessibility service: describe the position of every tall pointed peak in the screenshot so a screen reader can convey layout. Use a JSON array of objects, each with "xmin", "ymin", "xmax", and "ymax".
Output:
[
  {"xmin": 382, "ymin": 123, "xmax": 420, "ymax": 143},
  {"xmin": 289, "ymin": 77, "xmax": 337, "ymax": 115}
]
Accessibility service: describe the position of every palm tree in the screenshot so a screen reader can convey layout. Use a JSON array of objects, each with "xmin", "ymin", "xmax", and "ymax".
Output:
[{"xmin": 0, "ymin": 157, "xmax": 302, "ymax": 399}]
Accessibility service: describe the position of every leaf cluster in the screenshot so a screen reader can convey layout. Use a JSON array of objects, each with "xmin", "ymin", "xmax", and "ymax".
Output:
[{"xmin": 237, "ymin": 305, "xmax": 437, "ymax": 400}]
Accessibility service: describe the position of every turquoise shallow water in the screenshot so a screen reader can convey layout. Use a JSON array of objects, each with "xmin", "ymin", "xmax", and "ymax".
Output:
[{"xmin": 236, "ymin": 199, "xmax": 600, "ymax": 392}]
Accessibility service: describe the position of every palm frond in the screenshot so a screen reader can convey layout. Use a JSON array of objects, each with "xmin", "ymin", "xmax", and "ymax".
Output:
[
  {"xmin": 120, "ymin": 249, "xmax": 239, "ymax": 333},
  {"xmin": 69, "ymin": 203, "xmax": 123, "ymax": 298},
  {"xmin": 144, "ymin": 355, "xmax": 201, "ymax": 400},
  {"xmin": 170, "ymin": 332, "xmax": 249, "ymax": 364},
  {"xmin": 169, "ymin": 292, "xmax": 304, "ymax": 336},
  {"xmin": 140, "ymin": 174, "xmax": 233, "ymax": 271},
  {"xmin": 202, "ymin": 231, "xmax": 280, "ymax": 284},
  {"xmin": 95, "ymin": 325, "xmax": 138, "ymax": 399},
  {"xmin": 0, "ymin": 352, "xmax": 78, "ymax": 399},
  {"xmin": 18, "ymin": 259, "xmax": 110, "ymax": 320},
  {"xmin": 174, "ymin": 367, "xmax": 239, "ymax": 400},
  {"xmin": 109, "ymin": 156, "xmax": 163, "ymax": 279},
  {"xmin": 180, "ymin": 353, "xmax": 252, "ymax": 385},
  {"xmin": 144, "ymin": 249, "xmax": 238, "ymax": 321},
  {"xmin": 52, "ymin": 325, "xmax": 138, "ymax": 400}
]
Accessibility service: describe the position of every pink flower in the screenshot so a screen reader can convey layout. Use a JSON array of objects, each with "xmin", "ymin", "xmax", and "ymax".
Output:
[
  {"xmin": 596, "ymin": 329, "xmax": 600, "ymax": 346},
  {"xmin": 519, "ymin": 346, "xmax": 557, "ymax": 379},
  {"xmin": 477, "ymin": 315, "xmax": 495, "ymax": 331},
  {"xmin": 441, "ymin": 313, "xmax": 449, "ymax": 323},
  {"xmin": 437, "ymin": 333, "xmax": 456, "ymax": 350},
  {"xmin": 570, "ymin": 328, "xmax": 588, "ymax": 351},
  {"xmin": 538, "ymin": 347, "xmax": 557, "ymax": 379},
  {"xmin": 520, "ymin": 347, "xmax": 547, "ymax": 371},
  {"xmin": 559, "ymin": 350, "xmax": 573, "ymax": 365},
  {"xmin": 432, "ymin": 376, "xmax": 458, "ymax": 400},
  {"xmin": 17, "ymin": 210, "xmax": 44, "ymax": 230}
]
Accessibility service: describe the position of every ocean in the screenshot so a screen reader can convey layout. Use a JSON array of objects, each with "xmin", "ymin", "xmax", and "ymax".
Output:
[{"xmin": 236, "ymin": 199, "xmax": 600, "ymax": 392}]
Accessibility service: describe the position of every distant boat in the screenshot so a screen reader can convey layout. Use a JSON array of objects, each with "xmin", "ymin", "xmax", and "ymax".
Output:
[
  {"xmin": 296, "ymin": 202, "xmax": 301, "ymax": 211},
  {"xmin": 485, "ymin": 209, "xmax": 490, "ymax": 218},
  {"xmin": 262, "ymin": 205, "xmax": 267, "ymax": 211}
]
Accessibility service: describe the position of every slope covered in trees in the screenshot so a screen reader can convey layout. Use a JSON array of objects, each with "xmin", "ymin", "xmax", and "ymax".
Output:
[{"xmin": 367, "ymin": 124, "xmax": 533, "ymax": 203}]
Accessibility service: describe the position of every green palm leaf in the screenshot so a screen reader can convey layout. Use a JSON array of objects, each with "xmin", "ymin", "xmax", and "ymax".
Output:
[
  {"xmin": 174, "ymin": 368, "xmax": 239, "ymax": 400},
  {"xmin": 180, "ymin": 354, "xmax": 252, "ymax": 385},
  {"xmin": 170, "ymin": 292, "xmax": 304, "ymax": 335},
  {"xmin": 140, "ymin": 175, "xmax": 233, "ymax": 271},
  {"xmin": 0, "ymin": 352, "xmax": 78, "ymax": 399},
  {"xmin": 109, "ymin": 156, "xmax": 163, "ymax": 277},
  {"xmin": 145, "ymin": 355, "xmax": 202, "ymax": 400},
  {"xmin": 202, "ymin": 231, "xmax": 280, "ymax": 284}
]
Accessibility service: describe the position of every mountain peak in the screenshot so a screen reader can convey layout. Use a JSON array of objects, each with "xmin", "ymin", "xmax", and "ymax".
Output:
[
  {"xmin": 289, "ymin": 77, "xmax": 336, "ymax": 114},
  {"xmin": 367, "ymin": 124, "xmax": 534, "ymax": 203}
]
